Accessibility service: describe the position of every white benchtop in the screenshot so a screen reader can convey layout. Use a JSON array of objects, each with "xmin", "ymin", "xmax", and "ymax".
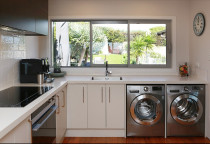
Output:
[
  {"xmin": 66, "ymin": 75, "xmax": 208, "ymax": 84},
  {"xmin": 0, "ymin": 79, "xmax": 68, "ymax": 139},
  {"xmin": 0, "ymin": 75, "xmax": 207, "ymax": 139}
]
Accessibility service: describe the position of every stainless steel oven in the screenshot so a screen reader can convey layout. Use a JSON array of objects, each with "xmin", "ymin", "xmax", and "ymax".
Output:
[{"xmin": 31, "ymin": 96, "xmax": 57, "ymax": 143}]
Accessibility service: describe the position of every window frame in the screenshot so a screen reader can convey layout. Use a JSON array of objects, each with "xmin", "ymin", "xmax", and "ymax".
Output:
[{"xmin": 51, "ymin": 19, "xmax": 172, "ymax": 68}]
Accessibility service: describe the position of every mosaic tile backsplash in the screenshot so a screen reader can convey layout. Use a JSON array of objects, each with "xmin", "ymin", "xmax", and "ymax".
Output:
[{"xmin": 0, "ymin": 30, "xmax": 26, "ymax": 90}]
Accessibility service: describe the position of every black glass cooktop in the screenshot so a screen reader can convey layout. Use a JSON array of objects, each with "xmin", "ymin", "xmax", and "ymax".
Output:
[{"xmin": 0, "ymin": 86, "xmax": 53, "ymax": 107}]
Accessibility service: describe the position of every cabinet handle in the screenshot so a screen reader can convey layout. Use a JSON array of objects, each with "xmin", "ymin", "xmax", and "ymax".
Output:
[
  {"xmin": 83, "ymin": 87, "xmax": 85, "ymax": 103},
  {"xmin": 28, "ymin": 118, "xmax": 32, "ymax": 123},
  {"xmin": 109, "ymin": 87, "xmax": 111, "ymax": 103},
  {"xmin": 56, "ymin": 95, "xmax": 60, "ymax": 114},
  {"xmin": 62, "ymin": 90, "xmax": 65, "ymax": 107},
  {"xmin": 101, "ymin": 87, "xmax": 103, "ymax": 103},
  {"xmin": 28, "ymin": 118, "xmax": 32, "ymax": 143}
]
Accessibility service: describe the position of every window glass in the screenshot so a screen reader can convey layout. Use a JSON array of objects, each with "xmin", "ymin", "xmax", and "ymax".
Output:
[
  {"xmin": 52, "ymin": 21, "xmax": 90, "ymax": 67},
  {"xmin": 51, "ymin": 20, "xmax": 171, "ymax": 68},
  {"xmin": 130, "ymin": 24, "xmax": 166, "ymax": 65},
  {"xmin": 92, "ymin": 23, "xmax": 128, "ymax": 65}
]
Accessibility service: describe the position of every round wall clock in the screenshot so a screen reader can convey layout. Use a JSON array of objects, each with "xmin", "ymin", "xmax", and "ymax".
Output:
[{"xmin": 193, "ymin": 13, "xmax": 205, "ymax": 36}]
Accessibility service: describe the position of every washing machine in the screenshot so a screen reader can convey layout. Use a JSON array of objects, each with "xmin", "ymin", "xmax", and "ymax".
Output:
[
  {"xmin": 167, "ymin": 85, "xmax": 205, "ymax": 136},
  {"xmin": 127, "ymin": 85, "xmax": 165, "ymax": 137}
]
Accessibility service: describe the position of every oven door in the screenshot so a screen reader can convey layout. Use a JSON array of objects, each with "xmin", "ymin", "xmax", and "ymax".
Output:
[{"xmin": 31, "ymin": 96, "xmax": 57, "ymax": 143}]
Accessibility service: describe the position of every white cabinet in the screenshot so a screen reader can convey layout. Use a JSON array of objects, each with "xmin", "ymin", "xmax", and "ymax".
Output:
[
  {"xmin": 67, "ymin": 84, "xmax": 125, "ymax": 130},
  {"xmin": 88, "ymin": 84, "xmax": 106, "ymax": 128},
  {"xmin": 106, "ymin": 84, "xmax": 125, "ymax": 129},
  {"xmin": 56, "ymin": 86, "xmax": 67, "ymax": 143},
  {"xmin": 0, "ymin": 117, "xmax": 31, "ymax": 143},
  {"xmin": 67, "ymin": 84, "xmax": 87, "ymax": 128}
]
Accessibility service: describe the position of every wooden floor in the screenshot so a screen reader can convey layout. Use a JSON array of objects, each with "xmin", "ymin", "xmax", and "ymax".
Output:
[{"xmin": 63, "ymin": 137, "xmax": 210, "ymax": 143}]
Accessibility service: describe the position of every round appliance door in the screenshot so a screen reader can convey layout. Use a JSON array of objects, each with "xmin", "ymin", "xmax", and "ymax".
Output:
[
  {"xmin": 170, "ymin": 94, "xmax": 203, "ymax": 125},
  {"xmin": 130, "ymin": 94, "xmax": 163, "ymax": 126}
]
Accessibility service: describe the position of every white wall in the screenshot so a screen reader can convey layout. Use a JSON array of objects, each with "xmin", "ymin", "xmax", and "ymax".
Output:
[
  {"xmin": 40, "ymin": 0, "xmax": 191, "ymax": 76},
  {"xmin": 25, "ymin": 36, "xmax": 39, "ymax": 59},
  {"xmin": 189, "ymin": 0, "xmax": 210, "ymax": 139}
]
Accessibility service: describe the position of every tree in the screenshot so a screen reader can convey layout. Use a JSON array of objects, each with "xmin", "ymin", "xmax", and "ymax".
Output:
[
  {"xmin": 130, "ymin": 35, "xmax": 146, "ymax": 63},
  {"xmin": 69, "ymin": 22, "xmax": 106, "ymax": 66},
  {"xmin": 150, "ymin": 26, "xmax": 166, "ymax": 46},
  {"xmin": 130, "ymin": 30, "xmax": 146, "ymax": 40},
  {"xmin": 144, "ymin": 35, "xmax": 156, "ymax": 63},
  {"xmin": 130, "ymin": 35, "xmax": 155, "ymax": 64},
  {"xmin": 69, "ymin": 22, "xmax": 90, "ymax": 66},
  {"xmin": 103, "ymin": 28, "xmax": 126, "ymax": 52}
]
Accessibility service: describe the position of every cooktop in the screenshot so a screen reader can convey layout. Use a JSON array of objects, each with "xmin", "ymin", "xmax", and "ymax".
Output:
[{"xmin": 0, "ymin": 86, "xmax": 53, "ymax": 107}]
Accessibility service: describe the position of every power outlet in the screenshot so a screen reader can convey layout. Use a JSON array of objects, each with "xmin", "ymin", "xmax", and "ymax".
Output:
[{"xmin": 195, "ymin": 63, "xmax": 200, "ymax": 68}]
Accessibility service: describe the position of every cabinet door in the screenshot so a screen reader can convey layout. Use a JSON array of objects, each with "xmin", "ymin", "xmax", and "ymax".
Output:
[
  {"xmin": 56, "ymin": 87, "xmax": 67, "ymax": 143},
  {"xmin": 0, "ymin": 130, "xmax": 15, "ymax": 143},
  {"xmin": 0, "ymin": 0, "xmax": 48, "ymax": 35},
  {"xmin": 62, "ymin": 87, "xmax": 67, "ymax": 136},
  {"xmin": 106, "ymin": 84, "xmax": 125, "ymax": 129},
  {"xmin": 15, "ymin": 117, "xmax": 32, "ymax": 143},
  {"xmin": 88, "ymin": 84, "xmax": 106, "ymax": 128},
  {"xmin": 33, "ymin": 0, "xmax": 48, "ymax": 35},
  {"xmin": 0, "ymin": 117, "xmax": 31, "ymax": 143},
  {"xmin": 67, "ymin": 84, "xmax": 87, "ymax": 128},
  {"xmin": 0, "ymin": 0, "xmax": 36, "ymax": 32}
]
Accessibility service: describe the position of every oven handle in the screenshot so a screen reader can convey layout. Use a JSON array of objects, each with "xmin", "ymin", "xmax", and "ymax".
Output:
[
  {"xmin": 32, "ymin": 98, "xmax": 56, "ymax": 125},
  {"xmin": 32, "ymin": 105, "xmax": 58, "ymax": 131}
]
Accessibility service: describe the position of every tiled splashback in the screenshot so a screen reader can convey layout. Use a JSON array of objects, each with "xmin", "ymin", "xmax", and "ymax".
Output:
[
  {"xmin": 0, "ymin": 30, "xmax": 26, "ymax": 90},
  {"xmin": 0, "ymin": 30, "xmax": 26, "ymax": 59}
]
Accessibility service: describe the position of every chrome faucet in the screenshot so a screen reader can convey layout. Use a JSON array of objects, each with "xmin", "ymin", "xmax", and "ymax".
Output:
[{"xmin": 105, "ymin": 61, "xmax": 112, "ymax": 76}]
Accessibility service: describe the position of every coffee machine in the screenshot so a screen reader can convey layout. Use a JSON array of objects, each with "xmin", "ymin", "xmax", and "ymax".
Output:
[{"xmin": 20, "ymin": 58, "xmax": 51, "ymax": 83}]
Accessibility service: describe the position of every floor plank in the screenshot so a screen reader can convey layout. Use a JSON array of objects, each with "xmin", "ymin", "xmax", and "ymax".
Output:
[{"xmin": 63, "ymin": 137, "xmax": 210, "ymax": 143}]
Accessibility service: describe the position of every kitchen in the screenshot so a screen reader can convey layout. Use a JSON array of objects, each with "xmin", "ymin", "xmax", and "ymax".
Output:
[{"xmin": 0, "ymin": 0, "xmax": 210, "ymax": 143}]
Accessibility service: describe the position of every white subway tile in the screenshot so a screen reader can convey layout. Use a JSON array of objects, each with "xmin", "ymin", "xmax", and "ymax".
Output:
[{"xmin": 0, "ymin": 30, "xmax": 26, "ymax": 88}]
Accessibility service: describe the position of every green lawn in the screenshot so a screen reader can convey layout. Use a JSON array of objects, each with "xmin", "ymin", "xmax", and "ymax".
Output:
[{"xmin": 93, "ymin": 54, "xmax": 127, "ymax": 64}]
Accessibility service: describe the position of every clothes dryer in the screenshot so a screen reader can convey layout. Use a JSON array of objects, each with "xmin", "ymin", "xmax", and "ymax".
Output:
[{"xmin": 167, "ymin": 85, "xmax": 205, "ymax": 136}]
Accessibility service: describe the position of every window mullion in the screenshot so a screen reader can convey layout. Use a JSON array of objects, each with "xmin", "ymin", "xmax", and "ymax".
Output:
[
  {"xmin": 90, "ymin": 21, "xmax": 93, "ymax": 66},
  {"xmin": 128, "ymin": 21, "xmax": 130, "ymax": 67}
]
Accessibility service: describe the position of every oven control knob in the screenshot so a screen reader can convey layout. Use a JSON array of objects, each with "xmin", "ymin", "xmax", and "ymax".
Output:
[
  {"xmin": 184, "ymin": 87, "xmax": 189, "ymax": 91},
  {"xmin": 144, "ymin": 87, "xmax": 149, "ymax": 92}
]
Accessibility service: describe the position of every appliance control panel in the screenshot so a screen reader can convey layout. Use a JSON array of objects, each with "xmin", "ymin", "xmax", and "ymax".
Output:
[{"xmin": 168, "ymin": 85, "xmax": 204, "ymax": 94}]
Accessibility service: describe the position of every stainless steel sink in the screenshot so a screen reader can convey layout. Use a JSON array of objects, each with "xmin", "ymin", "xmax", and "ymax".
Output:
[{"xmin": 91, "ymin": 76, "xmax": 123, "ymax": 81}]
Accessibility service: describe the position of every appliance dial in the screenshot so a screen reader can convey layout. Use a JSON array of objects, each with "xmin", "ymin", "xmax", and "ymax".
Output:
[
  {"xmin": 184, "ymin": 87, "xmax": 189, "ymax": 91},
  {"xmin": 144, "ymin": 87, "xmax": 149, "ymax": 92}
]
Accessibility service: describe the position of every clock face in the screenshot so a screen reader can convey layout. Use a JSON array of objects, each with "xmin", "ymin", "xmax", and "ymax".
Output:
[{"xmin": 193, "ymin": 13, "xmax": 205, "ymax": 36}]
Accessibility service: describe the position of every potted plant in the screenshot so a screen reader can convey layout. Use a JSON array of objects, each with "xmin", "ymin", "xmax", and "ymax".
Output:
[{"xmin": 54, "ymin": 59, "xmax": 61, "ymax": 73}]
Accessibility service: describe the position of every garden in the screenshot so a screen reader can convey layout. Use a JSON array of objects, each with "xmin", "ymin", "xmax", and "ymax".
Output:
[{"xmin": 53, "ymin": 21, "xmax": 166, "ymax": 67}]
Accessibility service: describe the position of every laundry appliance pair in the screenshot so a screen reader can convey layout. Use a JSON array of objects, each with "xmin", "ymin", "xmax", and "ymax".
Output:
[{"xmin": 126, "ymin": 84, "xmax": 205, "ymax": 137}]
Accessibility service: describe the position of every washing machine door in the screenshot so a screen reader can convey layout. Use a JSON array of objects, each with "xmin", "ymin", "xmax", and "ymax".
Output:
[
  {"xmin": 171, "ymin": 94, "xmax": 203, "ymax": 125},
  {"xmin": 130, "ymin": 94, "xmax": 163, "ymax": 126}
]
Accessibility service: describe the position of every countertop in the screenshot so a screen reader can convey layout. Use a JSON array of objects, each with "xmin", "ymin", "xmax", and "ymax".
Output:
[
  {"xmin": 0, "ymin": 78, "xmax": 68, "ymax": 139},
  {"xmin": 66, "ymin": 75, "xmax": 208, "ymax": 84},
  {"xmin": 0, "ymin": 75, "xmax": 207, "ymax": 139}
]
